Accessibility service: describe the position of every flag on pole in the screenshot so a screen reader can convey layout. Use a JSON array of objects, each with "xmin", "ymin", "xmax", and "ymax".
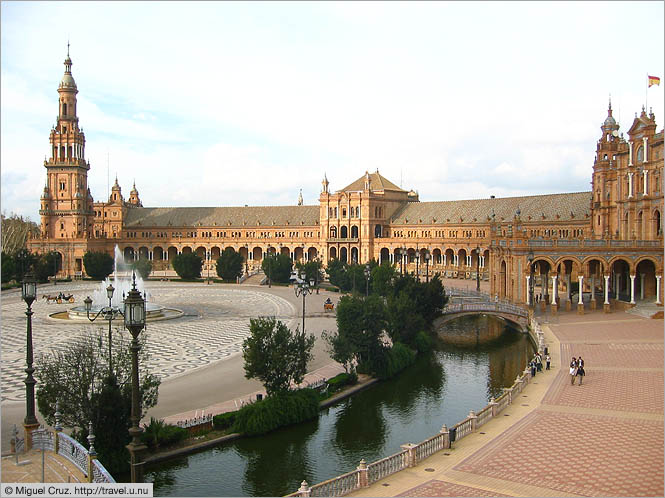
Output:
[{"xmin": 648, "ymin": 75, "xmax": 660, "ymax": 87}]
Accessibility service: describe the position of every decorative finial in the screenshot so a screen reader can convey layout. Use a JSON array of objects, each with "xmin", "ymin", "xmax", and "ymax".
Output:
[
  {"xmin": 67, "ymin": 40, "xmax": 70, "ymax": 58},
  {"xmin": 87, "ymin": 422, "xmax": 96, "ymax": 456},
  {"xmin": 608, "ymin": 93, "xmax": 612, "ymax": 110}
]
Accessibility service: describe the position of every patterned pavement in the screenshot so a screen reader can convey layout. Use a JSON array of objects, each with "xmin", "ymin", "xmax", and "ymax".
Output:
[
  {"xmin": 401, "ymin": 479, "xmax": 511, "ymax": 497},
  {"xmin": 1, "ymin": 281, "xmax": 295, "ymax": 402}
]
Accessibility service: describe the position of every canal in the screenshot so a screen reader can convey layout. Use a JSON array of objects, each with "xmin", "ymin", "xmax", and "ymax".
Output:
[{"xmin": 146, "ymin": 315, "xmax": 534, "ymax": 496}]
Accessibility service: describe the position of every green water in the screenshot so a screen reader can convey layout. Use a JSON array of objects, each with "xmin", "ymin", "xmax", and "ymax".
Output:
[{"xmin": 146, "ymin": 315, "xmax": 534, "ymax": 496}]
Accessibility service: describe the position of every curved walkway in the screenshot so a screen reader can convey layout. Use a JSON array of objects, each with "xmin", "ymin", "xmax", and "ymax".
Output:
[{"xmin": 350, "ymin": 307, "xmax": 664, "ymax": 497}]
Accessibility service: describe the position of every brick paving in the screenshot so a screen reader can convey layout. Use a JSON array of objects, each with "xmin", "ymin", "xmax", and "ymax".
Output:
[
  {"xmin": 1, "ymin": 449, "xmax": 86, "ymax": 483},
  {"xmin": 454, "ymin": 410, "xmax": 664, "ymax": 497},
  {"xmin": 401, "ymin": 479, "xmax": 511, "ymax": 497},
  {"xmin": 351, "ymin": 304, "xmax": 664, "ymax": 498}
]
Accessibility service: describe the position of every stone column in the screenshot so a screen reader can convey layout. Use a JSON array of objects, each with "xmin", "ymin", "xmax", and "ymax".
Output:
[
  {"xmin": 525, "ymin": 275, "xmax": 531, "ymax": 305},
  {"xmin": 604, "ymin": 275, "xmax": 611, "ymax": 313},
  {"xmin": 590, "ymin": 275, "xmax": 597, "ymax": 310},
  {"xmin": 87, "ymin": 423, "xmax": 96, "ymax": 483},
  {"xmin": 614, "ymin": 274, "xmax": 620, "ymax": 297},
  {"xmin": 357, "ymin": 460, "xmax": 369, "ymax": 488},
  {"xmin": 297, "ymin": 481, "xmax": 311, "ymax": 497},
  {"xmin": 643, "ymin": 136, "xmax": 648, "ymax": 163},
  {"xmin": 656, "ymin": 276, "xmax": 662, "ymax": 305},
  {"xmin": 628, "ymin": 140, "xmax": 633, "ymax": 166},
  {"xmin": 628, "ymin": 172, "xmax": 634, "ymax": 198},
  {"xmin": 644, "ymin": 170, "xmax": 649, "ymax": 196},
  {"xmin": 440, "ymin": 424, "xmax": 450, "ymax": 449},
  {"xmin": 640, "ymin": 274, "xmax": 645, "ymax": 300},
  {"xmin": 443, "ymin": 254, "xmax": 446, "ymax": 266},
  {"xmin": 551, "ymin": 275, "xmax": 558, "ymax": 314},
  {"xmin": 565, "ymin": 273, "xmax": 572, "ymax": 311},
  {"xmin": 630, "ymin": 274, "xmax": 636, "ymax": 304},
  {"xmin": 577, "ymin": 275, "xmax": 584, "ymax": 314},
  {"xmin": 468, "ymin": 410, "xmax": 478, "ymax": 432}
]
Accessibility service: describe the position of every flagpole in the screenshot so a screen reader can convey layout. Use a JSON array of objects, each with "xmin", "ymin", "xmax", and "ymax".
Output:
[{"xmin": 646, "ymin": 73, "xmax": 648, "ymax": 111}]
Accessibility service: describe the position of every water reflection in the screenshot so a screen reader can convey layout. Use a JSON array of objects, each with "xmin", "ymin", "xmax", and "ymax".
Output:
[{"xmin": 147, "ymin": 315, "xmax": 533, "ymax": 497}]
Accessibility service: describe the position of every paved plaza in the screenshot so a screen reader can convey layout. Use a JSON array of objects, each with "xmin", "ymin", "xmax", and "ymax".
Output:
[{"xmin": 351, "ymin": 306, "xmax": 664, "ymax": 497}]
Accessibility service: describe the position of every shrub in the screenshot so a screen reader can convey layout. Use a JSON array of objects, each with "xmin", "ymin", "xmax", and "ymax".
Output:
[
  {"xmin": 414, "ymin": 330, "xmax": 433, "ymax": 353},
  {"xmin": 83, "ymin": 251, "xmax": 114, "ymax": 280},
  {"xmin": 172, "ymin": 253, "xmax": 203, "ymax": 279},
  {"xmin": 372, "ymin": 342, "xmax": 416, "ymax": 380},
  {"xmin": 212, "ymin": 411, "xmax": 237, "ymax": 431},
  {"xmin": 232, "ymin": 389, "xmax": 319, "ymax": 436},
  {"xmin": 216, "ymin": 247, "xmax": 244, "ymax": 280},
  {"xmin": 326, "ymin": 372, "xmax": 358, "ymax": 394},
  {"xmin": 141, "ymin": 417, "xmax": 188, "ymax": 450},
  {"xmin": 132, "ymin": 258, "xmax": 152, "ymax": 279}
]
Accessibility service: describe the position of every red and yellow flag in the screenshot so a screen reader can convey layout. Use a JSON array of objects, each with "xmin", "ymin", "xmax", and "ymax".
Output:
[{"xmin": 648, "ymin": 75, "xmax": 660, "ymax": 87}]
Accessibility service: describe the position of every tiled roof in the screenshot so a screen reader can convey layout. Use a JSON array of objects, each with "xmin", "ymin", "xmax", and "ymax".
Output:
[
  {"xmin": 339, "ymin": 171, "xmax": 407, "ymax": 193},
  {"xmin": 390, "ymin": 191, "xmax": 592, "ymax": 224},
  {"xmin": 123, "ymin": 205, "xmax": 320, "ymax": 228}
]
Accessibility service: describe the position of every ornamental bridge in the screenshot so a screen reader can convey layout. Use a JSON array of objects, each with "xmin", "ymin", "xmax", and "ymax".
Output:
[{"xmin": 439, "ymin": 289, "xmax": 530, "ymax": 332}]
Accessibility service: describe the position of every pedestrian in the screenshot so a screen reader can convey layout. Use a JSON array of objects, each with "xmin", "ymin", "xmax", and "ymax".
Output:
[
  {"xmin": 536, "ymin": 353, "xmax": 543, "ymax": 372},
  {"xmin": 577, "ymin": 357, "xmax": 585, "ymax": 385},
  {"xmin": 569, "ymin": 357, "xmax": 578, "ymax": 385},
  {"xmin": 530, "ymin": 360, "xmax": 537, "ymax": 377},
  {"xmin": 546, "ymin": 353, "xmax": 551, "ymax": 370}
]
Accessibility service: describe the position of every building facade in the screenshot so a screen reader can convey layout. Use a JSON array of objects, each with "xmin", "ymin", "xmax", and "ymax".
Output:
[{"xmin": 29, "ymin": 54, "xmax": 664, "ymax": 308}]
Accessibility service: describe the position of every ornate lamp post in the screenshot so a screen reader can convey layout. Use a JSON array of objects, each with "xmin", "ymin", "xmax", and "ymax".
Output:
[
  {"xmin": 267, "ymin": 245, "xmax": 272, "ymax": 288},
  {"xmin": 294, "ymin": 271, "xmax": 315, "ymax": 333},
  {"xmin": 364, "ymin": 263, "xmax": 371, "ymax": 296},
  {"xmin": 21, "ymin": 271, "xmax": 40, "ymax": 447},
  {"xmin": 415, "ymin": 248, "xmax": 420, "ymax": 279},
  {"xmin": 83, "ymin": 284, "xmax": 122, "ymax": 376},
  {"xmin": 475, "ymin": 246, "xmax": 481, "ymax": 293},
  {"xmin": 123, "ymin": 273, "xmax": 147, "ymax": 483},
  {"xmin": 527, "ymin": 250, "xmax": 535, "ymax": 308},
  {"xmin": 424, "ymin": 250, "xmax": 431, "ymax": 283}
]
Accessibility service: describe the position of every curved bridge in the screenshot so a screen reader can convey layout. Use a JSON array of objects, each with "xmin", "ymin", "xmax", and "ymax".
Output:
[{"xmin": 439, "ymin": 302, "xmax": 529, "ymax": 332}]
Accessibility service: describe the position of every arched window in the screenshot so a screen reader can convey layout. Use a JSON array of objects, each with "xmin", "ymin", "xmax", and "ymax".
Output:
[
  {"xmin": 655, "ymin": 210, "xmax": 662, "ymax": 236},
  {"xmin": 62, "ymin": 102, "xmax": 67, "ymax": 116},
  {"xmin": 330, "ymin": 226, "xmax": 337, "ymax": 238},
  {"xmin": 351, "ymin": 225, "xmax": 358, "ymax": 238},
  {"xmin": 636, "ymin": 146, "xmax": 644, "ymax": 163},
  {"xmin": 340, "ymin": 226, "xmax": 348, "ymax": 238},
  {"xmin": 374, "ymin": 224, "xmax": 382, "ymax": 237}
]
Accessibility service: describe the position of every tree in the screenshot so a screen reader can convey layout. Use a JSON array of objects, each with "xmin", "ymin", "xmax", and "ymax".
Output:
[
  {"xmin": 324, "ymin": 294, "xmax": 387, "ymax": 374},
  {"xmin": 36, "ymin": 329, "xmax": 160, "ymax": 474},
  {"xmin": 83, "ymin": 251, "xmax": 114, "ymax": 280},
  {"xmin": 326, "ymin": 258, "xmax": 349, "ymax": 290},
  {"xmin": 172, "ymin": 252, "xmax": 203, "ymax": 279},
  {"xmin": 1, "ymin": 252, "xmax": 16, "ymax": 283},
  {"xmin": 242, "ymin": 317, "xmax": 315, "ymax": 396},
  {"xmin": 1, "ymin": 212, "xmax": 39, "ymax": 255},
  {"xmin": 262, "ymin": 253, "xmax": 292, "ymax": 284},
  {"xmin": 33, "ymin": 251, "xmax": 60, "ymax": 283},
  {"xmin": 13, "ymin": 248, "xmax": 36, "ymax": 282},
  {"xmin": 294, "ymin": 259, "xmax": 324, "ymax": 287},
  {"xmin": 216, "ymin": 247, "xmax": 244, "ymax": 280},
  {"xmin": 132, "ymin": 258, "xmax": 152, "ymax": 279},
  {"xmin": 370, "ymin": 261, "xmax": 397, "ymax": 297}
]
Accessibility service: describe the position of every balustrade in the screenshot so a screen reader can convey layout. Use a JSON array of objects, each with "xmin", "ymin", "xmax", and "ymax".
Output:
[
  {"xmin": 310, "ymin": 470, "xmax": 360, "ymax": 497},
  {"xmin": 475, "ymin": 405, "xmax": 493, "ymax": 428},
  {"xmin": 92, "ymin": 459, "xmax": 116, "ymax": 483},
  {"xmin": 367, "ymin": 451, "xmax": 408, "ymax": 485},
  {"xmin": 57, "ymin": 433, "xmax": 90, "ymax": 476}
]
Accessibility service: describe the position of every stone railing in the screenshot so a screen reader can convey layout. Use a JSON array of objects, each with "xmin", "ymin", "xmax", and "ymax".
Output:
[
  {"xmin": 443, "ymin": 302, "xmax": 529, "ymax": 319},
  {"xmin": 288, "ymin": 367, "xmax": 534, "ymax": 497},
  {"xmin": 91, "ymin": 459, "xmax": 116, "ymax": 483},
  {"xmin": 57, "ymin": 432, "xmax": 91, "ymax": 477}
]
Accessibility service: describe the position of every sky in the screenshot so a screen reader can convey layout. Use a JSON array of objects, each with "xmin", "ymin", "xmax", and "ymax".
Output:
[{"xmin": 2, "ymin": 1, "xmax": 664, "ymax": 223}]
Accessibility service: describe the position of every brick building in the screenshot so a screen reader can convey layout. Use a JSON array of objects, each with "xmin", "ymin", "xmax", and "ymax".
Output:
[{"xmin": 29, "ymin": 53, "xmax": 664, "ymax": 308}]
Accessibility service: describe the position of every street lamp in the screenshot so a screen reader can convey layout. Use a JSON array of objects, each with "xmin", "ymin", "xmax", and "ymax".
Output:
[
  {"xmin": 266, "ymin": 246, "xmax": 272, "ymax": 288},
  {"xmin": 364, "ymin": 263, "xmax": 371, "ymax": 296},
  {"xmin": 424, "ymin": 250, "xmax": 431, "ymax": 283},
  {"xmin": 83, "ymin": 284, "xmax": 122, "ymax": 375},
  {"xmin": 527, "ymin": 250, "xmax": 535, "ymax": 307},
  {"xmin": 475, "ymin": 246, "xmax": 481, "ymax": 293},
  {"xmin": 294, "ymin": 271, "xmax": 315, "ymax": 334},
  {"xmin": 415, "ymin": 249, "xmax": 420, "ymax": 280},
  {"xmin": 21, "ymin": 271, "xmax": 39, "ymax": 442},
  {"xmin": 123, "ymin": 272, "xmax": 147, "ymax": 483},
  {"xmin": 207, "ymin": 250, "xmax": 211, "ymax": 285}
]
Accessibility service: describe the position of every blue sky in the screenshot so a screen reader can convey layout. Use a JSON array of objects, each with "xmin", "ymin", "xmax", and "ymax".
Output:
[{"xmin": 2, "ymin": 1, "xmax": 663, "ymax": 222}]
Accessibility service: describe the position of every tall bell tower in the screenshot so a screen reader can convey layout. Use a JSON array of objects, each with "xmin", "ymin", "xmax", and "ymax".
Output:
[{"xmin": 39, "ymin": 46, "xmax": 93, "ymax": 240}]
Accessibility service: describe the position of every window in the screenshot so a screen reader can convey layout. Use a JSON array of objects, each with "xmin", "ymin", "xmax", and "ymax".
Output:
[
  {"xmin": 636, "ymin": 146, "xmax": 644, "ymax": 163},
  {"xmin": 59, "ymin": 181, "xmax": 66, "ymax": 190}
]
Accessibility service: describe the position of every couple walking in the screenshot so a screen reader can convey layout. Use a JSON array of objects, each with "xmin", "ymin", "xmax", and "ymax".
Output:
[{"xmin": 569, "ymin": 356, "xmax": 585, "ymax": 385}]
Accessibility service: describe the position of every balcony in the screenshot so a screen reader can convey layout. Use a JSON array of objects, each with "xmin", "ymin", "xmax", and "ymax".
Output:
[{"xmin": 327, "ymin": 237, "xmax": 359, "ymax": 243}]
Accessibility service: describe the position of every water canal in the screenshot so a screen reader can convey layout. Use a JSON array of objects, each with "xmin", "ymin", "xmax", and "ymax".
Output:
[{"xmin": 146, "ymin": 315, "xmax": 534, "ymax": 497}]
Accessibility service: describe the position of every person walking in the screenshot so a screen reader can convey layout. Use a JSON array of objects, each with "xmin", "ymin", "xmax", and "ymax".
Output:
[
  {"xmin": 536, "ymin": 353, "xmax": 543, "ymax": 372},
  {"xmin": 530, "ymin": 360, "xmax": 537, "ymax": 378},
  {"xmin": 546, "ymin": 353, "xmax": 551, "ymax": 370},
  {"xmin": 577, "ymin": 356, "xmax": 585, "ymax": 385},
  {"xmin": 569, "ymin": 357, "xmax": 578, "ymax": 385}
]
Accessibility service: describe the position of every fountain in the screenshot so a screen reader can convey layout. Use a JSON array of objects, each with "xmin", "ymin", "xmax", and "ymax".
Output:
[{"xmin": 56, "ymin": 245, "xmax": 183, "ymax": 322}]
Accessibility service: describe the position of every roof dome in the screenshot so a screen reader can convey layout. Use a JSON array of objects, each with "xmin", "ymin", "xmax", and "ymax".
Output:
[
  {"xmin": 603, "ymin": 114, "xmax": 616, "ymax": 127},
  {"xmin": 59, "ymin": 54, "xmax": 77, "ymax": 89}
]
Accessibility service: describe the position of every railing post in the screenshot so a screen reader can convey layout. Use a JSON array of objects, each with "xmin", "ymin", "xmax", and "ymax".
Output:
[
  {"xmin": 503, "ymin": 386, "xmax": 513, "ymax": 404},
  {"xmin": 489, "ymin": 397, "xmax": 498, "ymax": 417},
  {"xmin": 54, "ymin": 401, "xmax": 62, "ymax": 455},
  {"xmin": 440, "ymin": 424, "xmax": 450, "ymax": 449},
  {"xmin": 468, "ymin": 411, "xmax": 478, "ymax": 432},
  {"xmin": 87, "ymin": 423, "xmax": 96, "ymax": 483},
  {"xmin": 297, "ymin": 480, "xmax": 311, "ymax": 497},
  {"xmin": 400, "ymin": 443, "xmax": 417, "ymax": 467},
  {"xmin": 357, "ymin": 459, "xmax": 369, "ymax": 488}
]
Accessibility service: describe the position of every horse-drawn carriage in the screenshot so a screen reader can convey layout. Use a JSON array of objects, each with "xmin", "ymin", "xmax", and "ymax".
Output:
[
  {"xmin": 42, "ymin": 292, "xmax": 75, "ymax": 304},
  {"xmin": 324, "ymin": 300, "xmax": 334, "ymax": 312}
]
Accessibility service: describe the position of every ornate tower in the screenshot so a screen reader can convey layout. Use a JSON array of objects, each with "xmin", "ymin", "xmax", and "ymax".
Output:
[{"xmin": 40, "ymin": 47, "xmax": 93, "ymax": 240}]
